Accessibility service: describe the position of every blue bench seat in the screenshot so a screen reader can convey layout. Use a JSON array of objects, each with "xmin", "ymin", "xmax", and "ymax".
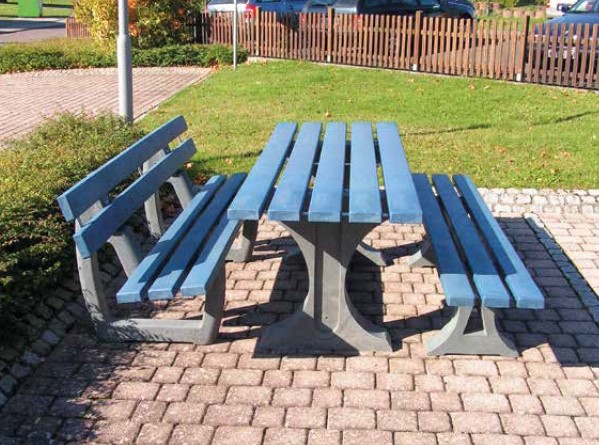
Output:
[
  {"xmin": 56, "ymin": 116, "xmax": 256, "ymax": 344},
  {"xmin": 412, "ymin": 174, "xmax": 545, "ymax": 356}
]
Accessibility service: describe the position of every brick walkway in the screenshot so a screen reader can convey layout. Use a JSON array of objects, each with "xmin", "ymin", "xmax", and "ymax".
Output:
[
  {"xmin": 2, "ymin": 214, "xmax": 599, "ymax": 444},
  {"xmin": 0, "ymin": 67, "xmax": 210, "ymax": 142},
  {"xmin": 543, "ymin": 214, "xmax": 599, "ymax": 296}
]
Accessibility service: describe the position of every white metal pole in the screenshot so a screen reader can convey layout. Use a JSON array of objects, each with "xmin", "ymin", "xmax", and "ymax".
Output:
[
  {"xmin": 233, "ymin": 0, "xmax": 238, "ymax": 69},
  {"xmin": 117, "ymin": 0, "xmax": 133, "ymax": 122}
]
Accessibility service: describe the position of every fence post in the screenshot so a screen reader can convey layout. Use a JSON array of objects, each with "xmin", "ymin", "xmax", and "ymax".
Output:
[
  {"xmin": 515, "ymin": 15, "xmax": 530, "ymax": 82},
  {"xmin": 327, "ymin": 6, "xmax": 334, "ymax": 63},
  {"xmin": 255, "ymin": 7, "xmax": 260, "ymax": 56},
  {"xmin": 412, "ymin": 11, "xmax": 422, "ymax": 71}
]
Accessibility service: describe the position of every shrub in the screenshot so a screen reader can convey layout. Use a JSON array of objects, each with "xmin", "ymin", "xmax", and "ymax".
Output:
[
  {"xmin": 0, "ymin": 39, "xmax": 245, "ymax": 74},
  {"xmin": 74, "ymin": 0, "xmax": 203, "ymax": 49},
  {"xmin": 0, "ymin": 113, "xmax": 144, "ymax": 342}
]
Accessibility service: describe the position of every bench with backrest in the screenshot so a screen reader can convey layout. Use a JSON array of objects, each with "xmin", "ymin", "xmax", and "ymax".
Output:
[
  {"xmin": 56, "ymin": 115, "xmax": 257, "ymax": 344},
  {"xmin": 410, "ymin": 174, "xmax": 545, "ymax": 357}
]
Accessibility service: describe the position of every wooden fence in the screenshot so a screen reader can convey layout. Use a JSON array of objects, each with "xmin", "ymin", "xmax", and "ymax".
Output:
[
  {"xmin": 66, "ymin": 17, "xmax": 91, "ymax": 39},
  {"xmin": 200, "ymin": 10, "xmax": 599, "ymax": 90},
  {"xmin": 65, "ymin": 13, "xmax": 599, "ymax": 90}
]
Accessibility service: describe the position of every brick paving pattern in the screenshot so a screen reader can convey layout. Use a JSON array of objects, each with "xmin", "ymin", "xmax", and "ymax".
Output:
[
  {"xmin": 2, "ymin": 215, "xmax": 599, "ymax": 444},
  {"xmin": 542, "ymin": 214, "xmax": 599, "ymax": 296},
  {"xmin": 0, "ymin": 67, "xmax": 210, "ymax": 142}
]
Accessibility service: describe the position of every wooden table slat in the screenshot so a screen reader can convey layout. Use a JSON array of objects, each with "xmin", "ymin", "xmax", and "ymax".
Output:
[
  {"xmin": 227, "ymin": 122, "xmax": 297, "ymax": 220},
  {"xmin": 376, "ymin": 122, "xmax": 422, "ymax": 223},
  {"xmin": 349, "ymin": 122, "xmax": 382, "ymax": 223},
  {"xmin": 308, "ymin": 122, "xmax": 347, "ymax": 222},
  {"xmin": 268, "ymin": 122, "xmax": 322, "ymax": 221}
]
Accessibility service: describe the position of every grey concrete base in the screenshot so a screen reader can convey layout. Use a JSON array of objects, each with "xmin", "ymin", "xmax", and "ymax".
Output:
[
  {"xmin": 285, "ymin": 241, "xmax": 387, "ymax": 266},
  {"xmin": 356, "ymin": 242, "xmax": 388, "ymax": 266},
  {"xmin": 426, "ymin": 306, "xmax": 517, "ymax": 357},
  {"xmin": 226, "ymin": 220, "xmax": 258, "ymax": 263},
  {"xmin": 407, "ymin": 239, "xmax": 436, "ymax": 268},
  {"xmin": 258, "ymin": 221, "xmax": 392, "ymax": 353}
]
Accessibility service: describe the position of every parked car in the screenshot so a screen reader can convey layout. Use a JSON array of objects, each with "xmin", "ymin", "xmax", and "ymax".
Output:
[
  {"xmin": 546, "ymin": 0, "xmax": 599, "ymax": 26},
  {"xmin": 546, "ymin": 0, "xmax": 578, "ymax": 18},
  {"xmin": 207, "ymin": 0, "xmax": 307, "ymax": 15},
  {"xmin": 327, "ymin": 0, "xmax": 475, "ymax": 18},
  {"xmin": 532, "ymin": 0, "xmax": 599, "ymax": 77},
  {"xmin": 302, "ymin": 0, "xmax": 335, "ymax": 13}
]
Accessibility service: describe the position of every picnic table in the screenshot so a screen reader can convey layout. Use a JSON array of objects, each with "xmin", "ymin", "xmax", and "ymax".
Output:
[{"xmin": 228, "ymin": 121, "xmax": 422, "ymax": 352}]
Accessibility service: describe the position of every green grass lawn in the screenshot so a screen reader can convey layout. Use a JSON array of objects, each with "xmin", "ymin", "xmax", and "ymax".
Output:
[
  {"xmin": 141, "ymin": 60, "xmax": 599, "ymax": 189},
  {"xmin": 0, "ymin": 0, "xmax": 72, "ymax": 17}
]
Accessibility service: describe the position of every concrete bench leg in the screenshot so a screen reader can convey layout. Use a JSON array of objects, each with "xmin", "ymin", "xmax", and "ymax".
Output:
[
  {"xmin": 408, "ymin": 239, "xmax": 436, "ymax": 268},
  {"xmin": 426, "ymin": 306, "xmax": 517, "ymax": 357},
  {"xmin": 226, "ymin": 220, "xmax": 258, "ymax": 263},
  {"xmin": 78, "ymin": 233, "xmax": 226, "ymax": 344}
]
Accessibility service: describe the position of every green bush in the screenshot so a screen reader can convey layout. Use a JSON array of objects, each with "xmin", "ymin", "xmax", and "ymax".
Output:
[
  {"xmin": 0, "ymin": 40, "xmax": 246, "ymax": 74},
  {"xmin": 0, "ymin": 113, "xmax": 144, "ymax": 342},
  {"xmin": 74, "ymin": 0, "xmax": 203, "ymax": 49}
]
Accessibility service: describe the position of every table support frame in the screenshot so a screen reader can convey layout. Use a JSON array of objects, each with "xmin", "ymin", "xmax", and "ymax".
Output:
[{"xmin": 258, "ymin": 221, "xmax": 392, "ymax": 353}]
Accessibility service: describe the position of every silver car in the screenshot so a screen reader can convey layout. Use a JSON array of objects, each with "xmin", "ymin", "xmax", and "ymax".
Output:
[{"xmin": 207, "ymin": 0, "xmax": 307, "ymax": 14}]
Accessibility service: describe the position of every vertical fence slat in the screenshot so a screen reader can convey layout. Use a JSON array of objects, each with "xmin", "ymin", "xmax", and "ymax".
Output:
[
  {"xmin": 563, "ymin": 23, "xmax": 575, "ymax": 86},
  {"xmin": 586, "ymin": 25, "xmax": 599, "ymax": 89},
  {"xmin": 196, "ymin": 11, "xmax": 597, "ymax": 92}
]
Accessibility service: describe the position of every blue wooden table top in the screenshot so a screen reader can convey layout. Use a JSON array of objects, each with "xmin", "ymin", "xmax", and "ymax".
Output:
[{"xmin": 227, "ymin": 122, "xmax": 423, "ymax": 224}]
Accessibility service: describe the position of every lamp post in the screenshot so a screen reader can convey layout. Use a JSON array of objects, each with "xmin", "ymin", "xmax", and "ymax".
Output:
[
  {"xmin": 233, "ymin": 0, "xmax": 238, "ymax": 70},
  {"xmin": 117, "ymin": 0, "xmax": 133, "ymax": 122}
]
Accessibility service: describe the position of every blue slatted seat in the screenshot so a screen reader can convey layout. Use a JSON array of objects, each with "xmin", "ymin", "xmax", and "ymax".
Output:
[
  {"xmin": 412, "ymin": 174, "xmax": 545, "ymax": 357},
  {"xmin": 56, "ymin": 116, "xmax": 256, "ymax": 344}
]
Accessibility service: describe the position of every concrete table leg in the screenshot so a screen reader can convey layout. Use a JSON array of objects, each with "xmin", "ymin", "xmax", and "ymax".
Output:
[
  {"xmin": 258, "ymin": 221, "xmax": 392, "ymax": 353},
  {"xmin": 285, "ymin": 241, "xmax": 387, "ymax": 266}
]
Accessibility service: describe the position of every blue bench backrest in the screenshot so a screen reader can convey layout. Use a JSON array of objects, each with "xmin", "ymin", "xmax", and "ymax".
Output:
[{"xmin": 56, "ymin": 116, "xmax": 194, "ymax": 258}]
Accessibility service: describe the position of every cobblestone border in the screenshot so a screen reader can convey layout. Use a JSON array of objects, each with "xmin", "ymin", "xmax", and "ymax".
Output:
[
  {"xmin": 526, "ymin": 213, "xmax": 599, "ymax": 325},
  {"xmin": 0, "ymin": 275, "xmax": 88, "ymax": 409},
  {"xmin": 479, "ymin": 188, "xmax": 599, "ymax": 214}
]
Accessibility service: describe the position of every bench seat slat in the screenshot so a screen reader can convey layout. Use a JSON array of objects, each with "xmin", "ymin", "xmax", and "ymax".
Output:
[
  {"xmin": 413, "ymin": 174, "xmax": 476, "ymax": 307},
  {"xmin": 349, "ymin": 122, "xmax": 382, "ymax": 223},
  {"xmin": 148, "ymin": 173, "xmax": 246, "ymax": 300},
  {"xmin": 228, "ymin": 123, "xmax": 297, "ymax": 220},
  {"xmin": 308, "ymin": 122, "xmax": 346, "ymax": 222},
  {"xmin": 115, "ymin": 175, "xmax": 227, "ymax": 303},
  {"xmin": 453, "ymin": 175, "xmax": 544, "ymax": 309},
  {"xmin": 180, "ymin": 216, "xmax": 243, "ymax": 296},
  {"xmin": 433, "ymin": 175, "xmax": 511, "ymax": 308},
  {"xmin": 268, "ymin": 123, "xmax": 322, "ymax": 221},
  {"xmin": 74, "ymin": 139, "xmax": 197, "ymax": 259},
  {"xmin": 376, "ymin": 122, "xmax": 422, "ymax": 224},
  {"xmin": 57, "ymin": 116, "xmax": 188, "ymax": 222}
]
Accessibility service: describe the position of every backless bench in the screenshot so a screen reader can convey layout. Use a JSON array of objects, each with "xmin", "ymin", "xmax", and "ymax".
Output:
[{"xmin": 412, "ymin": 174, "xmax": 545, "ymax": 357}]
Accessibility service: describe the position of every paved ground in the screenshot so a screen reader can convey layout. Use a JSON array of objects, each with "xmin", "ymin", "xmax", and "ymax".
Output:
[
  {"xmin": 2, "ymin": 213, "xmax": 599, "ymax": 444},
  {"xmin": 0, "ymin": 18, "xmax": 65, "ymax": 44},
  {"xmin": 543, "ymin": 214, "xmax": 599, "ymax": 296},
  {"xmin": 0, "ymin": 67, "xmax": 211, "ymax": 142}
]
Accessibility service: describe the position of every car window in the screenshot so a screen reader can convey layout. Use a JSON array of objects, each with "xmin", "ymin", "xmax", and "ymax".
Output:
[
  {"xmin": 419, "ymin": 0, "xmax": 439, "ymax": 6},
  {"xmin": 209, "ymin": 0, "xmax": 249, "ymax": 4},
  {"xmin": 256, "ymin": 0, "xmax": 281, "ymax": 4},
  {"xmin": 389, "ymin": 0, "xmax": 416, "ymax": 6},
  {"xmin": 363, "ymin": 0, "xmax": 385, "ymax": 7},
  {"xmin": 569, "ymin": 0, "xmax": 598, "ymax": 11}
]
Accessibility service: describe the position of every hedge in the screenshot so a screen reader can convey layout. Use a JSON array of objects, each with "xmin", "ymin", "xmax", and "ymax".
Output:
[
  {"xmin": 0, "ymin": 41, "xmax": 247, "ymax": 74},
  {"xmin": 0, "ymin": 113, "xmax": 144, "ymax": 343}
]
